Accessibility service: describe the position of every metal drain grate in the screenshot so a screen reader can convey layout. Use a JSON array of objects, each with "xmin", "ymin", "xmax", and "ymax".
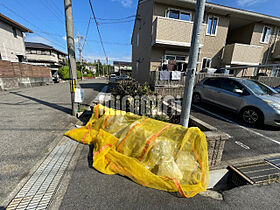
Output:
[
  {"xmin": 265, "ymin": 157, "xmax": 280, "ymax": 169},
  {"xmin": 6, "ymin": 139, "xmax": 78, "ymax": 210},
  {"xmin": 229, "ymin": 161, "xmax": 280, "ymax": 186}
]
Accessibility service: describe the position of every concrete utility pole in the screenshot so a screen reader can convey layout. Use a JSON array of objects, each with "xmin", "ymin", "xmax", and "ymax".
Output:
[
  {"xmin": 180, "ymin": 0, "xmax": 206, "ymax": 127},
  {"xmin": 78, "ymin": 32, "xmax": 84, "ymax": 80},
  {"xmin": 64, "ymin": 0, "xmax": 79, "ymax": 116},
  {"xmin": 106, "ymin": 57, "xmax": 109, "ymax": 76}
]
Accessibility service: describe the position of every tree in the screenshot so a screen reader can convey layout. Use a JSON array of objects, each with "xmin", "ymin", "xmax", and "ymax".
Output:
[{"xmin": 58, "ymin": 65, "xmax": 82, "ymax": 80}]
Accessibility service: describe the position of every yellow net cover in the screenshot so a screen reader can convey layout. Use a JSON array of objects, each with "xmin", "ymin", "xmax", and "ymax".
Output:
[{"xmin": 65, "ymin": 104, "xmax": 209, "ymax": 197}]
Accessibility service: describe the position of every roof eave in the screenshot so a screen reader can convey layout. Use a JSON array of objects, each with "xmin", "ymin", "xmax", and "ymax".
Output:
[{"xmin": 0, "ymin": 13, "xmax": 33, "ymax": 33}]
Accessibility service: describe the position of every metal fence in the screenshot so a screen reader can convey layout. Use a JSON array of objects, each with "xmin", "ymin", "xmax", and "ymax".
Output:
[{"xmin": 150, "ymin": 71, "xmax": 233, "ymax": 87}]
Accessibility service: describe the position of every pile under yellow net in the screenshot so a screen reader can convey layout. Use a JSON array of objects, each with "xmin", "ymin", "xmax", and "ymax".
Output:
[{"xmin": 65, "ymin": 104, "xmax": 209, "ymax": 198}]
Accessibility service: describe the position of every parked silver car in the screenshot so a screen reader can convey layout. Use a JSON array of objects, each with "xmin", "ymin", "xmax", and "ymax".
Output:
[{"xmin": 193, "ymin": 77, "xmax": 280, "ymax": 127}]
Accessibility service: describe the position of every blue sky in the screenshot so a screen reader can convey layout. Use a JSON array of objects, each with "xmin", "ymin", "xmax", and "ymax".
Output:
[{"xmin": 0, "ymin": 0, "xmax": 279, "ymax": 64}]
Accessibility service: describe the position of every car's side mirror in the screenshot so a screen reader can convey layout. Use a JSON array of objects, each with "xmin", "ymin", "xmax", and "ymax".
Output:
[{"xmin": 234, "ymin": 89, "xmax": 243, "ymax": 94}]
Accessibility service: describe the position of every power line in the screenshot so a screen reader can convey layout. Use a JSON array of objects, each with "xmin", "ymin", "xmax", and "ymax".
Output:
[
  {"xmin": 89, "ymin": 0, "xmax": 107, "ymax": 60},
  {"xmin": 86, "ymin": 39, "xmax": 130, "ymax": 46},
  {"xmin": 40, "ymin": 0, "xmax": 65, "ymax": 24},
  {"xmin": 98, "ymin": 19, "xmax": 135, "ymax": 25},
  {"xmin": 96, "ymin": 15, "xmax": 135, "ymax": 21},
  {"xmin": 49, "ymin": 0, "xmax": 65, "ymax": 20},
  {"xmin": 81, "ymin": 17, "xmax": 92, "ymax": 52},
  {"xmin": 0, "ymin": 3, "xmax": 66, "ymax": 49}
]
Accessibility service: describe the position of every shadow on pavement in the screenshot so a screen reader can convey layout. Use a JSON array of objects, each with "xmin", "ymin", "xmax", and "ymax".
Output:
[
  {"xmin": 10, "ymin": 92, "xmax": 72, "ymax": 114},
  {"xmin": 80, "ymin": 83, "xmax": 107, "ymax": 92}
]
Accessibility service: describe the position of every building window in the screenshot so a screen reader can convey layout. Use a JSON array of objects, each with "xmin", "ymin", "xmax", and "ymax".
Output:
[
  {"xmin": 12, "ymin": 27, "xmax": 17, "ymax": 38},
  {"xmin": 261, "ymin": 26, "xmax": 271, "ymax": 43},
  {"xmin": 167, "ymin": 9, "xmax": 191, "ymax": 21},
  {"xmin": 137, "ymin": 32, "xmax": 140, "ymax": 47},
  {"xmin": 207, "ymin": 16, "xmax": 218, "ymax": 36},
  {"xmin": 180, "ymin": 12, "xmax": 191, "ymax": 21},
  {"xmin": 165, "ymin": 55, "xmax": 186, "ymax": 62},
  {"xmin": 202, "ymin": 58, "xmax": 211, "ymax": 69},
  {"xmin": 168, "ymin": 9, "xmax": 180, "ymax": 19}
]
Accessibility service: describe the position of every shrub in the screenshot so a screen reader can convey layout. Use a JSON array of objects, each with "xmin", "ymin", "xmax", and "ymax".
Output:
[
  {"xmin": 111, "ymin": 79, "xmax": 152, "ymax": 97},
  {"xmin": 58, "ymin": 66, "xmax": 82, "ymax": 80}
]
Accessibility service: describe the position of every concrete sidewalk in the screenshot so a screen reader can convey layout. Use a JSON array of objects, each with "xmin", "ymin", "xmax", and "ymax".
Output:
[{"xmin": 0, "ymin": 78, "xmax": 107, "ymax": 208}]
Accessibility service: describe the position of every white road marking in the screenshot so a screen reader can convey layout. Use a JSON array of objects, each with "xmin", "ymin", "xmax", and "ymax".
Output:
[
  {"xmin": 235, "ymin": 141, "xmax": 251, "ymax": 150},
  {"xmin": 192, "ymin": 105, "xmax": 280, "ymax": 146}
]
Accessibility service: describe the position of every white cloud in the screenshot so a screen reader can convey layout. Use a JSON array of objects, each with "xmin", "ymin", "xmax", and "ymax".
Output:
[
  {"xmin": 24, "ymin": 35, "xmax": 52, "ymax": 45},
  {"xmin": 112, "ymin": 0, "xmax": 133, "ymax": 8},
  {"xmin": 237, "ymin": 0, "xmax": 267, "ymax": 6}
]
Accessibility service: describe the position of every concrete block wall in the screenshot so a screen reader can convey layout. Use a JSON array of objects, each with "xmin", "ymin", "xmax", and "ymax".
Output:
[{"xmin": 0, "ymin": 60, "xmax": 52, "ymax": 90}]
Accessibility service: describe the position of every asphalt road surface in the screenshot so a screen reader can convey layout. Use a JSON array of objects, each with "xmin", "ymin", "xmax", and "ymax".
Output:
[
  {"xmin": 59, "ymin": 146, "xmax": 280, "ymax": 210},
  {"xmin": 191, "ymin": 102, "xmax": 280, "ymax": 162},
  {"xmin": 0, "ymin": 78, "xmax": 107, "ymax": 204}
]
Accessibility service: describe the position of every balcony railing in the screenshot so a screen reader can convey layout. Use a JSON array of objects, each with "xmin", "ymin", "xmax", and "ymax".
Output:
[
  {"xmin": 222, "ymin": 43, "xmax": 263, "ymax": 65},
  {"xmin": 152, "ymin": 16, "xmax": 206, "ymax": 48},
  {"xmin": 26, "ymin": 54, "xmax": 58, "ymax": 63}
]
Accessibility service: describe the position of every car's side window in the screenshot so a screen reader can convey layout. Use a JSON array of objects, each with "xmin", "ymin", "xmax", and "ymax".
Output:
[
  {"xmin": 204, "ymin": 78, "xmax": 220, "ymax": 88},
  {"xmin": 220, "ymin": 79, "xmax": 249, "ymax": 95},
  {"xmin": 220, "ymin": 79, "xmax": 239, "ymax": 92}
]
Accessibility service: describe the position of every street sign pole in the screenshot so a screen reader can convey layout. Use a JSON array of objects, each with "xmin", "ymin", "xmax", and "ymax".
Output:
[
  {"xmin": 180, "ymin": 0, "xmax": 206, "ymax": 127},
  {"xmin": 64, "ymin": 0, "xmax": 79, "ymax": 116}
]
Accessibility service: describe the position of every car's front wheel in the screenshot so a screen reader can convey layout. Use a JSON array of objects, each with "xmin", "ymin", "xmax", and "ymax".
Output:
[{"xmin": 241, "ymin": 107, "xmax": 263, "ymax": 125}]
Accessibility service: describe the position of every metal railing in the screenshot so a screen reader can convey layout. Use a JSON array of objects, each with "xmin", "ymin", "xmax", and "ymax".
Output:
[{"xmin": 150, "ymin": 71, "xmax": 233, "ymax": 87}]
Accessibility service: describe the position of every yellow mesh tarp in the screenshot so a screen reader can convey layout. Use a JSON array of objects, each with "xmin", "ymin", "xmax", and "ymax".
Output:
[{"xmin": 65, "ymin": 104, "xmax": 209, "ymax": 197}]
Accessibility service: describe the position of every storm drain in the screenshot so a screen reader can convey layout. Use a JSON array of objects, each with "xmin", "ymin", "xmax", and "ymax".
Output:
[
  {"xmin": 265, "ymin": 156, "xmax": 280, "ymax": 169},
  {"xmin": 228, "ymin": 161, "xmax": 280, "ymax": 186},
  {"xmin": 6, "ymin": 139, "xmax": 78, "ymax": 210}
]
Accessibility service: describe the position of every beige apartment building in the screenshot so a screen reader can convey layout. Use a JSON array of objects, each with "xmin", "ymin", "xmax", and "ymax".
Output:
[
  {"xmin": 0, "ymin": 13, "xmax": 33, "ymax": 62},
  {"xmin": 131, "ymin": 0, "xmax": 280, "ymax": 83}
]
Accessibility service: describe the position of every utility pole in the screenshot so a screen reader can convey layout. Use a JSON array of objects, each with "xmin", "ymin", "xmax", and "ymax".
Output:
[
  {"xmin": 64, "ymin": 0, "xmax": 79, "ymax": 116},
  {"xmin": 180, "ymin": 0, "xmax": 206, "ymax": 127},
  {"xmin": 78, "ymin": 32, "xmax": 84, "ymax": 80},
  {"xmin": 97, "ymin": 62, "xmax": 99, "ymax": 77},
  {"xmin": 106, "ymin": 57, "xmax": 109, "ymax": 76}
]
